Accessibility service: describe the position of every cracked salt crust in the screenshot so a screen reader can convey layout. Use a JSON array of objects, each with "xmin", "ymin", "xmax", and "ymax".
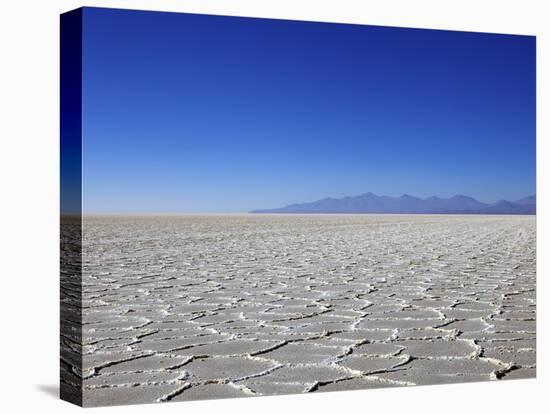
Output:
[{"xmin": 61, "ymin": 215, "xmax": 536, "ymax": 406}]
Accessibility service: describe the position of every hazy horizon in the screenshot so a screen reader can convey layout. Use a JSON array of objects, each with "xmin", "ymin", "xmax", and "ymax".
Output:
[
  {"xmin": 80, "ymin": 8, "xmax": 535, "ymax": 214},
  {"xmin": 80, "ymin": 191, "xmax": 535, "ymax": 215}
]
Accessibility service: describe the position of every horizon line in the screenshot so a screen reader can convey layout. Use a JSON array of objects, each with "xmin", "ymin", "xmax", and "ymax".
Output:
[{"xmin": 64, "ymin": 212, "xmax": 536, "ymax": 217}]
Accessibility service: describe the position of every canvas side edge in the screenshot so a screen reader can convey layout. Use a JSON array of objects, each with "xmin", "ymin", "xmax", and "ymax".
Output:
[{"xmin": 60, "ymin": 7, "xmax": 84, "ymax": 407}]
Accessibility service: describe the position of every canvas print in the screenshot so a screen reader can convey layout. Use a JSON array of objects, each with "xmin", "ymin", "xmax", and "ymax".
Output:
[{"xmin": 60, "ymin": 7, "xmax": 536, "ymax": 407}]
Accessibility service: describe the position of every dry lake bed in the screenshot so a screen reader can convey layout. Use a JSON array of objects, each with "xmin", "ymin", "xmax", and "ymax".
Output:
[{"xmin": 68, "ymin": 215, "xmax": 536, "ymax": 406}]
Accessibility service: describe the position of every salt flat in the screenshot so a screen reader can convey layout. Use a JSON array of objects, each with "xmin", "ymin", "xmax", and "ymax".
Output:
[{"xmin": 69, "ymin": 215, "xmax": 535, "ymax": 406}]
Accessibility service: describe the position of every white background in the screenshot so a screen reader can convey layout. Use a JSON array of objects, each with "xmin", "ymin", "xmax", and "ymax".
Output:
[{"xmin": 0, "ymin": 0, "xmax": 547, "ymax": 412}]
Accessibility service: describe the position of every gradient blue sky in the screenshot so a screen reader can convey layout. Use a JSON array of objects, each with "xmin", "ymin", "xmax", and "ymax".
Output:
[{"xmin": 82, "ymin": 7, "xmax": 536, "ymax": 213}]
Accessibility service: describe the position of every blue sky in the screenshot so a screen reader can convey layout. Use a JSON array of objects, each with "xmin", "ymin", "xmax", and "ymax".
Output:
[{"xmin": 82, "ymin": 7, "xmax": 536, "ymax": 213}]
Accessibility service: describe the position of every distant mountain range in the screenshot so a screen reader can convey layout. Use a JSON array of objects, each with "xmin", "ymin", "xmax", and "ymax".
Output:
[{"xmin": 251, "ymin": 193, "xmax": 536, "ymax": 215}]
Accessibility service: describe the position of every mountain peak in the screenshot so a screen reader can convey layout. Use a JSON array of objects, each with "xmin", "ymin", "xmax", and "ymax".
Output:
[
  {"xmin": 250, "ymin": 192, "xmax": 536, "ymax": 215},
  {"xmin": 515, "ymin": 195, "xmax": 536, "ymax": 206}
]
